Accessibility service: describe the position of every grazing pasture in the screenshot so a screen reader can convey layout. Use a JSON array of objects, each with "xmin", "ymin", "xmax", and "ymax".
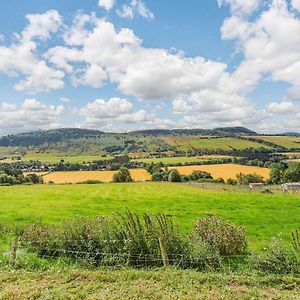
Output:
[
  {"xmin": 252, "ymin": 136, "xmax": 300, "ymax": 148},
  {"xmin": 160, "ymin": 136, "xmax": 271, "ymax": 151},
  {"xmin": 0, "ymin": 182, "xmax": 299, "ymax": 249},
  {"xmin": 133, "ymin": 155, "xmax": 233, "ymax": 164},
  {"xmin": 41, "ymin": 169, "xmax": 151, "ymax": 183},
  {"xmin": 169, "ymin": 164, "xmax": 270, "ymax": 180}
]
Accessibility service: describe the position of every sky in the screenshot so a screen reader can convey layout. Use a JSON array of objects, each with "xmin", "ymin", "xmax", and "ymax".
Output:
[{"xmin": 0, "ymin": 0, "xmax": 300, "ymax": 135}]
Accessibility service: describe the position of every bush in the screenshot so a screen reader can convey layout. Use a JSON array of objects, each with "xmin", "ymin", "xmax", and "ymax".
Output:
[
  {"xmin": 251, "ymin": 236, "xmax": 299, "ymax": 274},
  {"xmin": 189, "ymin": 171, "xmax": 212, "ymax": 181},
  {"xmin": 21, "ymin": 212, "xmax": 191, "ymax": 268},
  {"xmin": 193, "ymin": 217, "xmax": 248, "ymax": 256},
  {"xmin": 168, "ymin": 169, "xmax": 182, "ymax": 182},
  {"xmin": 113, "ymin": 166, "xmax": 133, "ymax": 183},
  {"xmin": 227, "ymin": 178, "xmax": 237, "ymax": 185},
  {"xmin": 78, "ymin": 180, "xmax": 102, "ymax": 184},
  {"xmin": 236, "ymin": 173, "xmax": 264, "ymax": 185}
]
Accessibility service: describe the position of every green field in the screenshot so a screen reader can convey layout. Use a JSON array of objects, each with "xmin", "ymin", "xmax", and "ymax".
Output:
[
  {"xmin": 0, "ymin": 182, "xmax": 299, "ymax": 249},
  {"xmin": 132, "ymin": 155, "xmax": 232, "ymax": 164},
  {"xmin": 0, "ymin": 269, "xmax": 298, "ymax": 300},
  {"xmin": 252, "ymin": 136, "xmax": 300, "ymax": 148},
  {"xmin": 160, "ymin": 136, "xmax": 272, "ymax": 151}
]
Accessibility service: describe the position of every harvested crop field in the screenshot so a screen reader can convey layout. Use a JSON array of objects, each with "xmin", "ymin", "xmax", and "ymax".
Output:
[
  {"xmin": 169, "ymin": 164, "xmax": 270, "ymax": 180},
  {"xmin": 42, "ymin": 169, "xmax": 151, "ymax": 183}
]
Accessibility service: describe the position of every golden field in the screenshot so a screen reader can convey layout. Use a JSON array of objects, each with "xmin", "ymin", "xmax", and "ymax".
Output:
[
  {"xmin": 40, "ymin": 169, "xmax": 151, "ymax": 184},
  {"xmin": 169, "ymin": 164, "xmax": 270, "ymax": 180}
]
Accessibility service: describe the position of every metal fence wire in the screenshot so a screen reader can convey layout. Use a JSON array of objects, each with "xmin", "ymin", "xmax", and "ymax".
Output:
[{"xmin": 4, "ymin": 237, "xmax": 299, "ymax": 273}]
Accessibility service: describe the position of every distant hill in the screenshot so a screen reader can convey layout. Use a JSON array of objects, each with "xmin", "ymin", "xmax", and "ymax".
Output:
[
  {"xmin": 0, "ymin": 128, "xmax": 104, "ymax": 147},
  {"xmin": 214, "ymin": 127, "xmax": 257, "ymax": 135},
  {"xmin": 130, "ymin": 127, "xmax": 257, "ymax": 136},
  {"xmin": 281, "ymin": 132, "xmax": 300, "ymax": 136}
]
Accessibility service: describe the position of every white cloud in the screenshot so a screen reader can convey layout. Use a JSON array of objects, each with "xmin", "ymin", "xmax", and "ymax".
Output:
[
  {"xmin": 0, "ymin": 10, "xmax": 64, "ymax": 93},
  {"xmin": 266, "ymin": 101, "xmax": 296, "ymax": 114},
  {"xmin": 20, "ymin": 10, "xmax": 62, "ymax": 42},
  {"xmin": 46, "ymin": 17, "xmax": 226, "ymax": 99},
  {"xmin": 79, "ymin": 97, "xmax": 133, "ymax": 119},
  {"xmin": 292, "ymin": 0, "xmax": 300, "ymax": 12},
  {"xmin": 172, "ymin": 97, "xmax": 192, "ymax": 115},
  {"xmin": 287, "ymin": 86, "xmax": 300, "ymax": 100},
  {"xmin": 117, "ymin": 0, "xmax": 154, "ymax": 20},
  {"xmin": 220, "ymin": 0, "xmax": 300, "ymax": 94},
  {"xmin": 0, "ymin": 99, "xmax": 64, "ymax": 134},
  {"xmin": 98, "ymin": 0, "xmax": 115, "ymax": 11},
  {"xmin": 72, "ymin": 64, "xmax": 107, "ymax": 88},
  {"xmin": 217, "ymin": 0, "xmax": 260, "ymax": 16}
]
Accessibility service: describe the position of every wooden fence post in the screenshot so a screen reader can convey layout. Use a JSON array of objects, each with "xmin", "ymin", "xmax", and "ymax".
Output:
[
  {"xmin": 10, "ymin": 236, "xmax": 19, "ymax": 265},
  {"xmin": 159, "ymin": 236, "xmax": 169, "ymax": 267}
]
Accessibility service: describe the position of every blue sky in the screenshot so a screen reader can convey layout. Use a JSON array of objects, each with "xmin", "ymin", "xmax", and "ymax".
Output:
[{"xmin": 0, "ymin": 0, "xmax": 300, "ymax": 134}]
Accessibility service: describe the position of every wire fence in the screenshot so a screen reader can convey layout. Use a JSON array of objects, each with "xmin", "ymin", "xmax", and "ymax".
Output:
[
  {"xmin": 186, "ymin": 182, "xmax": 300, "ymax": 194},
  {"xmin": 3, "ymin": 237, "xmax": 299, "ymax": 274}
]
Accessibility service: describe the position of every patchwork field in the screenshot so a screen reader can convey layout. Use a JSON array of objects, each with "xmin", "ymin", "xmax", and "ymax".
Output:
[
  {"xmin": 160, "ymin": 136, "xmax": 271, "ymax": 151},
  {"xmin": 41, "ymin": 169, "xmax": 151, "ymax": 183},
  {"xmin": 252, "ymin": 136, "xmax": 300, "ymax": 148},
  {"xmin": 133, "ymin": 155, "xmax": 233, "ymax": 164},
  {"xmin": 169, "ymin": 164, "xmax": 270, "ymax": 180},
  {"xmin": 0, "ymin": 182, "xmax": 299, "ymax": 249}
]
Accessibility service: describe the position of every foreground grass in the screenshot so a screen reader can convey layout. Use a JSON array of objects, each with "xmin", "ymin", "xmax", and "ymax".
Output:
[
  {"xmin": 0, "ymin": 183, "xmax": 299, "ymax": 249},
  {"xmin": 0, "ymin": 268, "xmax": 299, "ymax": 300}
]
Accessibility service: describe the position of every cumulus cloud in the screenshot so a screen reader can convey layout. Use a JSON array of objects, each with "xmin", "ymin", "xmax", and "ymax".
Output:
[
  {"xmin": 117, "ymin": 0, "xmax": 154, "ymax": 20},
  {"xmin": 98, "ymin": 0, "xmax": 115, "ymax": 11},
  {"xmin": 0, "ymin": 99, "xmax": 64, "ymax": 134},
  {"xmin": 217, "ymin": 0, "xmax": 260, "ymax": 16},
  {"xmin": 46, "ymin": 15, "xmax": 226, "ymax": 99},
  {"xmin": 266, "ymin": 101, "xmax": 297, "ymax": 114},
  {"xmin": 292, "ymin": 0, "xmax": 300, "ymax": 12},
  {"xmin": 220, "ymin": 0, "xmax": 300, "ymax": 98},
  {"xmin": 0, "ymin": 10, "xmax": 64, "ymax": 93},
  {"xmin": 287, "ymin": 86, "xmax": 300, "ymax": 100}
]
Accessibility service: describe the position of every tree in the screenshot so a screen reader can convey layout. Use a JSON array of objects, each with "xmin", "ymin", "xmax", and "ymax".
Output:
[
  {"xmin": 151, "ymin": 171, "xmax": 164, "ymax": 181},
  {"xmin": 113, "ymin": 166, "xmax": 133, "ymax": 183},
  {"xmin": 168, "ymin": 169, "xmax": 182, "ymax": 182},
  {"xmin": 236, "ymin": 173, "xmax": 264, "ymax": 185},
  {"xmin": 284, "ymin": 163, "xmax": 300, "ymax": 182},
  {"xmin": 269, "ymin": 162, "xmax": 288, "ymax": 184},
  {"xmin": 189, "ymin": 170, "xmax": 212, "ymax": 181}
]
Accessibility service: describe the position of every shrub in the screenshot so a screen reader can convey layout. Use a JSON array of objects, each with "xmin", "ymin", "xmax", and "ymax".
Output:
[
  {"xmin": 236, "ymin": 173, "xmax": 264, "ymax": 185},
  {"xmin": 151, "ymin": 171, "xmax": 164, "ymax": 182},
  {"xmin": 193, "ymin": 217, "xmax": 248, "ymax": 256},
  {"xmin": 189, "ymin": 171, "xmax": 212, "ymax": 181},
  {"xmin": 227, "ymin": 178, "xmax": 237, "ymax": 185},
  {"xmin": 168, "ymin": 169, "xmax": 182, "ymax": 182},
  {"xmin": 113, "ymin": 166, "xmax": 133, "ymax": 183},
  {"xmin": 78, "ymin": 180, "xmax": 102, "ymax": 184},
  {"xmin": 21, "ymin": 212, "xmax": 191, "ymax": 268},
  {"xmin": 251, "ymin": 236, "xmax": 299, "ymax": 274}
]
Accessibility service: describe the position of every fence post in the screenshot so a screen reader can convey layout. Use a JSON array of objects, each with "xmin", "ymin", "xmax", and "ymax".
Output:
[
  {"xmin": 10, "ymin": 236, "xmax": 19, "ymax": 265},
  {"xmin": 159, "ymin": 235, "xmax": 169, "ymax": 267}
]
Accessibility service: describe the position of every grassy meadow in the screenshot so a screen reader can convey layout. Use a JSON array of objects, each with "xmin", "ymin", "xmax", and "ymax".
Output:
[
  {"xmin": 0, "ymin": 182, "xmax": 299, "ymax": 249},
  {"xmin": 252, "ymin": 136, "xmax": 300, "ymax": 148},
  {"xmin": 169, "ymin": 164, "xmax": 270, "ymax": 180},
  {"xmin": 0, "ymin": 268, "xmax": 298, "ymax": 300},
  {"xmin": 159, "ymin": 136, "xmax": 272, "ymax": 151},
  {"xmin": 133, "ymin": 155, "xmax": 233, "ymax": 165}
]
